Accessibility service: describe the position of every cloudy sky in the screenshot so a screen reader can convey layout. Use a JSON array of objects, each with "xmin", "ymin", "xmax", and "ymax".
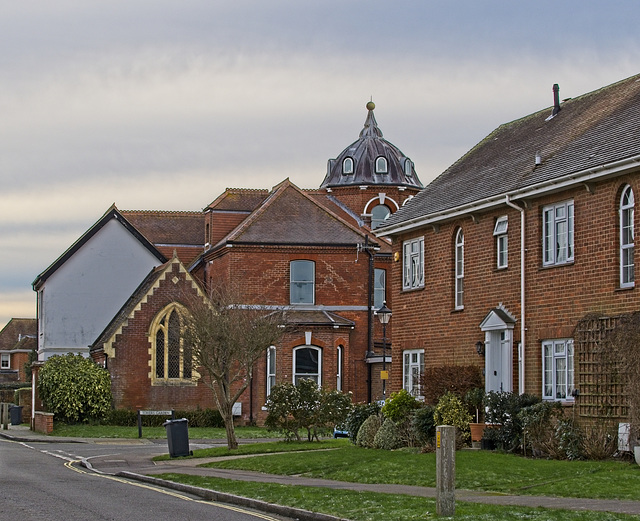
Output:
[{"xmin": 2, "ymin": 1, "xmax": 640, "ymax": 330}]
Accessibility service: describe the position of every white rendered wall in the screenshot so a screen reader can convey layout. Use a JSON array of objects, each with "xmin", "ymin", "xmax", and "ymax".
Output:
[{"xmin": 39, "ymin": 219, "xmax": 161, "ymax": 360}]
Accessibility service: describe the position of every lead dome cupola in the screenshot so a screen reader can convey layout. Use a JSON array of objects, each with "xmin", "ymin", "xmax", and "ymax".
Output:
[{"xmin": 320, "ymin": 102, "xmax": 423, "ymax": 190}]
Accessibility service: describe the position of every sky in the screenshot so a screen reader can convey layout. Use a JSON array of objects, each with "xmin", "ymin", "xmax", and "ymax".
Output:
[{"xmin": 2, "ymin": 1, "xmax": 640, "ymax": 330}]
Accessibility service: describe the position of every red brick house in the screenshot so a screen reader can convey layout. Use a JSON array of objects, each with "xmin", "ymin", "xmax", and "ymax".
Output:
[
  {"xmin": 377, "ymin": 74, "xmax": 640, "ymax": 423},
  {"xmin": 35, "ymin": 102, "xmax": 422, "ymax": 421},
  {"xmin": 0, "ymin": 318, "xmax": 36, "ymax": 383}
]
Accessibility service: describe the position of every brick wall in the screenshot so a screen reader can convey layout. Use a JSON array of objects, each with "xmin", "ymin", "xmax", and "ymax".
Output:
[{"xmin": 389, "ymin": 173, "xmax": 640, "ymax": 402}]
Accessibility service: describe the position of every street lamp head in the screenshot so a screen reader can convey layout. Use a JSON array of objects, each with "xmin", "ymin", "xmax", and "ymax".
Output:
[{"xmin": 377, "ymin": 301, "xmax": 392, "ymax": 325}]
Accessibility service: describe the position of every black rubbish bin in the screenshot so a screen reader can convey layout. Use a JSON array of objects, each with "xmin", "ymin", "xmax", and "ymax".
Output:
[
  {"xmin": 10, "ymin": 405, "xmax": 23, "ymax": 426},
  {"xmin": 163, "ymin": 418, "xmax": 191, "ymax": 458}
]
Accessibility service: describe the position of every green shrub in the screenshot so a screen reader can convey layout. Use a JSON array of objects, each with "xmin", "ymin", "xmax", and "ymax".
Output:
[
  {"xmin": 265, "ymin": 380, "xmax": 352, "ymax": 441},
  {"xmin": 484, "ymin": 391, "xmax": 541, "ymax": 452},
  {"xmin": 433, "ymin": 392, "xmax": 472, "ymax": 444},
  {"xmin": 382, "ymin": 389, "xmax": 421, "ymax": 423},
  {"xmin": 105, "ymin": 408, "xmax": 224, "ymax": 428},
  {"xmin": 345, "ymin": 401, "xmax": 382, "ymax": 443},
  {"xmin": 356, "ymin": 414, "xmax": 382, "ymax": 448},
  {"xmin": 411, "ymin": 405, "xmax": 436, "ymax": 446},
  {"xmin": 38, "ymin": 353, "xmax": 112, "ymax": 423},
  {"xmin": 374, "ymin": 418, "xmax": 403, "ymax": 450}
]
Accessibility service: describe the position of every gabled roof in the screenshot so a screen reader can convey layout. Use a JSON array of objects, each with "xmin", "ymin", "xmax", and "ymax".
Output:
[
  {"xmin": 205, "ymin": 188, "xmax": 270, "ymax": 212},
  {"xmin": 32, "ymin": 205, "xmax": 167, "ymax": 290},
  {"xmin": 120, "ymin": 210, "xmax": 204, "ymax": 246},
  {"xmin": 320, "ymin": 102, "xmax": 423, "ymax": 190},
  {"xmin": 211, "ymin": 179, "xmax": 379, "ymax": 248},
  {"xmin": 380, "ymin": 73, "xmax": 640, "ymax": 234},
  {"xmin": 90, "ymin": 255, "xmax": 205, "ymax": 355},
  {"xmin": 0, "ymin": 318, "xmax": 36, "ymax": 352}
]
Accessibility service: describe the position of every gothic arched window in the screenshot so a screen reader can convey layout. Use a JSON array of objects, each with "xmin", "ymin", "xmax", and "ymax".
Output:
[{"xmin": 151, "ymin": 304, "xmax": 193, "ymax": 383}]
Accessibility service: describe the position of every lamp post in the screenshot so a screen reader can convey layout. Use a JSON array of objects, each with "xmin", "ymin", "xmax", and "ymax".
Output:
[{"xmin": 377, "ymin": 301, "xmax": 391, "ymax": 401}]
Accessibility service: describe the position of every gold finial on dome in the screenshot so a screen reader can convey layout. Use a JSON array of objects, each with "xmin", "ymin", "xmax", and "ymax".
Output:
[{"xmin": 366, "ymin": 100, "xmax": 375, "ymax": 111}]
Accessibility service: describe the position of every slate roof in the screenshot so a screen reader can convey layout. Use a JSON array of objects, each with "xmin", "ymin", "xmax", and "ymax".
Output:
[
  {"xmin": 320, "ymin": 102, "xmax": 423, "ymax": 190},
  {"xmin": 380, "ymin": 73, "xmax": 640, "ymax": 232},
  {"xmin": 120, "ymin": 210, "xmax": 204, "ymax": 246},
  {"xmin": 220, "ymin": 179, "xmax": 378, "ymax": 247},
  {"xmin": 0, "ymin": 318, "xmax": 36, "ymax": 352},
  {"xmin": 282, "ymin": 309, "xmax": 355, "ymax": 328},
  {"xmin": 33, "ymin": 206, "xmax": 167, "ymax": 290}
]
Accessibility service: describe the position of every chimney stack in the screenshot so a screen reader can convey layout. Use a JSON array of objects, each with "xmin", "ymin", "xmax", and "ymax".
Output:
[{"xmin": 552, "ymin": 84, "xmax": 561, "ymax": 116}]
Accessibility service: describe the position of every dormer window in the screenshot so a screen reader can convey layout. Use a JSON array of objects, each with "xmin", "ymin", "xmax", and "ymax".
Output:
[
  {"xmin": 404, "ymin": 159, "xmax": 413, "ymax": 177},
  {"xmin": 375, "ymin": 156, "xmax": 388, "ymax": 174},
  {"xmin": 342, "ymin": 157, "xmax": 354, "ymax": 175}
]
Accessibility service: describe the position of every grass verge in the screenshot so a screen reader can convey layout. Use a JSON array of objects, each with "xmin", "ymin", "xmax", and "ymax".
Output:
[
  {"xmin": 192, "ymin": 441, "xmax": 640, "ymax": 501},
  {"xmin": 152, "ymin": 473, "xmax": 639, "ymax": 521}
]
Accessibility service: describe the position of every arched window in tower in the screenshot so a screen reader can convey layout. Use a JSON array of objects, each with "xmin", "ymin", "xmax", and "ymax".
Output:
[
  {"xmin": 375, "ymin": 156, "xmax": 388, "ymax": 174},
  {"xmin": 371, "ymin": 204, "xmax": 391, "ymax": 229},
  {"xmin": 342, "ymin": 157, "xmax": 354, "ymax": 175},
  {"xmin": 404, "ymin": 158, "xmax": 413, "ymax": 177},
  {"xmin": 151, "ymin": 304, "xmax": 193, "ymax": 383}
]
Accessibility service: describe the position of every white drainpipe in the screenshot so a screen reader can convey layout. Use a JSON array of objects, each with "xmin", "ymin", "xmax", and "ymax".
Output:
[{"xmin": 505, "ymin": 195, "xmax": 526, "ymax": 395}]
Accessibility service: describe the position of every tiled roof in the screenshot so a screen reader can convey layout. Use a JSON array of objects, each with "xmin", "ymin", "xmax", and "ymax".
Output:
[
  {"xmin": 225, "ymin": 180, "xmax": 374, "ymax": 246},
  {"xmin": 0, "ymin": 318, "xmax": 36, "ymax": 351},
  {"xmin": 121, "ymin": 210, "xmax": 204, "ymax": 246},
  {"xmin": 205, "ymin": 188, "xmax": 270, "ymax": 212},
  {"xmin": 381, "ymin": 73, "xmax": 640, "ymax": 230}
]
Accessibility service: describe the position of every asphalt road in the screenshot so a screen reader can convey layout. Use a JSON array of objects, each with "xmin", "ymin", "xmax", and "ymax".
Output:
[{"xmin": 0, "ymin": 437, "xmax": 293, "ymax": 521}]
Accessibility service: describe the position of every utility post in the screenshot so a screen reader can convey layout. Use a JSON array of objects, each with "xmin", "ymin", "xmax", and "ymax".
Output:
[{"xmin": 436, "ymin": 425, "xmax": 455, "ymax": 517}]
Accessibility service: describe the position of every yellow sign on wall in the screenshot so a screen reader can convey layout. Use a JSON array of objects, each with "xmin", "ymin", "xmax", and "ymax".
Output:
[{"xmin": 380, "ymin": 370, "xmax": 389, "ymax": 380}]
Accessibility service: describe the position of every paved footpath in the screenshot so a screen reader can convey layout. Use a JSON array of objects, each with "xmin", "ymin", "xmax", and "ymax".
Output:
[{"xmin": 3, "ymin": 425, "xmax": 640, "ymax": 517}]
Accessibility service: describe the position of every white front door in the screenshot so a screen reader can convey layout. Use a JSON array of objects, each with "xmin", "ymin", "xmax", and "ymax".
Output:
[{"xmin": 485, "ymin": 330, "xmax": 513, "ymax": 393}]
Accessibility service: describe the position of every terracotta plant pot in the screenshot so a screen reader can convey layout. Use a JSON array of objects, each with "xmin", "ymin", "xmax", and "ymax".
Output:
[{"xmin": 470, "ymin": 422, "xmax": 487, "ymax": 442}]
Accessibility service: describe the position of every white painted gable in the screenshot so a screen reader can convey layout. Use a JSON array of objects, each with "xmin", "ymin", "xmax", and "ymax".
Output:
[{"xmin": 38, "ymin": 218, "xmax": 162, "ymax": 359}]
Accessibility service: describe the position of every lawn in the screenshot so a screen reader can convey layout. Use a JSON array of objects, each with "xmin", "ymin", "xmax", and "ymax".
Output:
[
  {"xmin": 193, "ymin": 441, "xmax": 640, "ymax": 501},
  {"xmin": 154, "ymin": 472, "xmax": 639, "ymax": 521}
]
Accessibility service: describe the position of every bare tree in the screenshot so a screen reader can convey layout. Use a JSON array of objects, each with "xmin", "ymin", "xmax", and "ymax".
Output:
[{"xmin": 183, "ymin": 283, "xmax": 284, "ymax": 449}]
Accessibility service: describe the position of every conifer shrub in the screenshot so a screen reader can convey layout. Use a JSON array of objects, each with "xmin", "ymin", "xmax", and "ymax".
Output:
[
  {"xmin": 411, "ymin": 405, "xmax": 436, "ymax": 446},
  {"xmin": 421, "ymin": 365, "xmax": 483, "ymax": 405},
  {"xmin": 356, "ymin": 414, "xmax": 382, "ymax": 448},
  {"xmin": 373, "ymin": 418, "xmax": 403, "ymax": 450}
]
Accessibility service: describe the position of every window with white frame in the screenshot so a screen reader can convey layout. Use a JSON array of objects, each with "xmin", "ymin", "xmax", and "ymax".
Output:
[
  {"xmin": 290, "ymin": 260, "xmax": 315, "ymax": 304},
  {"xmin": 1, "ymin": 353, "xmax": 9, "ymax": 369},
  {"xmin": 455, "ymin": 228, "xmax": 464, "ymax": 309},
  {"xmin": 293, "ymin": 346, "xmax": 321, "ymax": 385},
  {"xmin": 343, "ymin": 157, "xmax": 354, "ymax": 175},
  {"xmin": 542, "ymin": 200, "xmax": 574, "ymax": 266},
  {"xmin": 542, "ymin": 339, "xmax": 574, "ymax": 400},
  {"xmin": 266, "ymin": 346, "xmax": 276, "ymax": 397},
  {"xmin": 494, "ymin": 216, "xmax": 508, "ymax": 269},
  {"xmin": 371, "ymin": 204, "xmax": 391, "ymax": 229},
  {"xmin": 375, "ymin": 156, "xmax": 388, "ymax": 174},
  {"xmin": 403, "ymin": 237, "xmax": 424, "ymax": 290},
  {"xmin": 403, "ymin": 349, "xmax": 424, "ymax": 397},
  {"xmin": 374, "ymin": 268, "xmax": 386, "ymax": 309},
  {"xmin": 620, "ymin": 185, "xmax": 635, "ymax": 287},
  {"xmin": 336, "ymin": 345, "xmax": 343, "ymax": 391},
  {"xmin": 404, "ymin": 158, "xmax": 413, "ymax": 177}
]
